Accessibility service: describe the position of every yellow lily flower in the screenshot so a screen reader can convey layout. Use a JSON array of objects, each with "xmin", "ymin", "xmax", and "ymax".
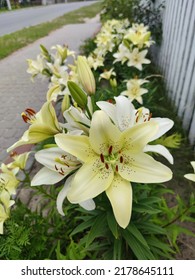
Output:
[
  {"xmin": 55, "ymin": 111, "xmax": 172, "ymax": 228},
  {"xmin": 7, "ymin": 102, "xmax": 62, "ymax": 152},
  {"xmin": 0, "ymin": 164, "xmax": 19, "ymax": 195},
  {"xmin": 26, "ymin": 54, "xmax": 46, "ymax": 79},
  {"xmin": 0, "ymin": 189, "xmax": 15, "ymax": 234},
  {"xmin": 99, "ymin": 68, "xmax": 116, "ymax": 81},
  {"xmin": 121, "ymin": 78, "xmax": 149, "ymax": 104},
  {"xmin": 7, "ymin": 151, "xmax": 31, "ymax": 170}
]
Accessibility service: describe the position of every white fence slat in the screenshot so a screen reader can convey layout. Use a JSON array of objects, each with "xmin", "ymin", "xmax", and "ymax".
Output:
[
  {"xmin": 167, "ymin": 0, "xmax": 183, "ymax": 99},
  {"xmin": 152, "ymin": 0, "xmax": 195, "ymax": 146},
  {"xmin": 178, "ymin": 29, "xmax": 195, "ymax": 120},
  {"xmin": 172, "ymin": 0, "xmax": 187, "ymax": 100},
  {"xmin": 188, "ymin": 107, "xmax": 195, "ymax": 146},
  {"xmin": 161, "ymin": 1, "xmax": 175, "ymax": 73},
  {"xmin": 175, "ymin": 1, "xmax": 194, "ymax": 108}
]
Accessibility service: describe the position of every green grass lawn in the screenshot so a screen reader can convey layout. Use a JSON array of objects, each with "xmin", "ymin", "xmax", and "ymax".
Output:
[{"xmin": 0, "ymin": 2, "xmax": 102, "ymax": 59}]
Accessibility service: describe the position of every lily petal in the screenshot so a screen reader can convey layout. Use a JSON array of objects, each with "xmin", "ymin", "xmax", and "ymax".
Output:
[
  {"xmin": 96, "ymin": 101, "xmax": 117, "ymax": 125},
  {"xmin": 89, "ymin": 110, "xmax": 122, "ymax": 155},
  {"xmin": 55, "ymin": 133, "xmax": 93, "ymax": 162},
  {"xmin": 144, "ymin": 144, "xmax": 174, "ymax": 164},
  {"xmin": 119, "ymin": 152, "xmax": 172, "ymax": 183},
  {"xmin": 35, "ymin": 147, "xmax": 78, "ymax": 172},
  {"xmin": 121, "ymin": 121, "xmax": 159, "ymax": 152},
  {"xmin": 67, "ymin": 157, "xmax": 114, "ymax": 203},
  {"xmin": 115, "ymin": 96, "xmax": 135, "ymax": 131},
  {"xmin": 31, "ymin": 167, "xmax": 64, "ymax": 186},
  {"xmin": 106, "ymin": 175, "xmax": 132, "ymax": 229},
  {"xmin": 56, "ymin": 175, "xmax": 73, "ymax": 216},
  {"xmin": 191, "ymin": 161, "xmax": 195, "ymax": 173},
  {"xmin": 151, "ymin": 117, "xmax": 174, "ymax": 141},
  {"xmin": 184, "ymin": 174, "xmax": 195, "ymax": 182},
  {"xmin": 79, "ymin": 199, "xmax": 96, "ymax": 211}
]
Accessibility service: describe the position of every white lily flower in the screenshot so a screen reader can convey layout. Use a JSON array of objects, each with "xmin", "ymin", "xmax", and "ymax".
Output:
[
  {"xmin": 127, "ymin": 48, "xmax": 150, "ymax": 70},
  {"xmin": 27, "ymin": 54, "xmax": 46, "ymax": 79},
  {"xmin": 113, "ymin": 43, "xmax": 129, "ymax": 64},
  {"xmin": 31, "ymin": 147, "xmax": 81, "ymax": 186},
  {"xmin": 99, "ymin": 68, "xmax": 116, "ymax": 81},
  {"xmin": 121, "ymin": 78, "xmax": 149, "ymax": 104},
  {"xmin": 31, "ymin": 148, "xmax": 95, "ymax": 215},
  {"xmin": 55, "ymin": 110, "xmax": 172, "ymax": 228},
  {"xmin": 63, "ymin": 105, "xmax": 91, "ymax": 135},
  {"xmin": 87, "ymin": 54, "xmax": 104, "ymax": 70},
  {"xmin": 184, "ymin": 162, "xmax": 195, "ymax": 182},
  {"xmin": 97, "ymin": 96, "xmax": 174, "ymax": 164},
  {"xmin": 47, "ymin": 60, "xmax": 68, "ymax": 79}
]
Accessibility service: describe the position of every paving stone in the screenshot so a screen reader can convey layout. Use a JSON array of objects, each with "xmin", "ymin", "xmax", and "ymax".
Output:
[{"xmin": 0, "ymin": 16, "xmax": 101, "ymax": 163}]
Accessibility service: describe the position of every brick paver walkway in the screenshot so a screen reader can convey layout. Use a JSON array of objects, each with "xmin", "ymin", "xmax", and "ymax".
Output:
[{"xmin": 0, "ymin": 16, "xmax": 100, "ymax": 162}]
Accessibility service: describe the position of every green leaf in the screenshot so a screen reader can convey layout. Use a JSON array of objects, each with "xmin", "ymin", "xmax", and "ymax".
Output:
[
  {"xmin": 138, "ymin": 197, "xmax": 162, "ymax": 205},
  {"xmin": 107, "ymin": 211, "xmax": 118, "ymax": 239},
  {"xmin": 189, "ymin": 206, "xmax": 195, "ymax": 213},
  {"xmin": 113, "ymin": 238, "xmax": 122, "ymax": 260},
  {"xmin": 122, "ymin": 230, "xmax": 155, "ymax": 260},
  {"xmin": 127, "ymin": 223, "xmax": 150, "ymax": 249},
  {"xmin": 86, "ymin": 214, "xmax": 107, "ymax": 247},
  {"xmin": 133, "ymin": 204, "xmax": 162, "ymax": 214},
  {"xmin": 190, "ymin": 193, "xmax": 195, "ymax": 206},
  {"xmin": 70, "ymin": 217, "xmax": 94, "ymax": 236},
  {"xmin": 146, "ymin": 236, "xmax": 175, "ymax": 254},
  {"xmin": 55, "ymin": 241, "xmax": 67, "ymax": 260},
  {"xmin": 137, "ymin": 221, "xmax": 167, "ymax": 235}
]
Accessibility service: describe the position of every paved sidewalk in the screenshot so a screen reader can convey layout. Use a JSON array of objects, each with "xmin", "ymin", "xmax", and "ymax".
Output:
[{"xmin": 0, "ymin": 15, "xmax": 101, "ymax": 162}]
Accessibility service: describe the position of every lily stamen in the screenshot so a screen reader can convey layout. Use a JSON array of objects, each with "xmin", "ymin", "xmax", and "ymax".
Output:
[
  {"xmin": 108, "ymin": 146, "xmax": 113, "ymax": 155},
  {"xmin": 100, "ymin": 153, "xmax": 105, "ymax": 163},
  {"xmin": 21, "ymin": 108, "xmax": 36, "ymax": 124}
]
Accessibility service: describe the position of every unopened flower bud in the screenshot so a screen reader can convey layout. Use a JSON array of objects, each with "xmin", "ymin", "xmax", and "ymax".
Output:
[
  {"xmin": 110, "ymin": 78, "xmax": 117, "ymax": 88},
  {"xmin": 61, "ymin": 94, "xmax": 70, "ymax": 113},
  {"xmin": 77, "ymin": 56, "xmax": 96, "ymax": 96},
  {"xmin": 67, "ymin": 81, "xmax": 87, "ymax": 109}
]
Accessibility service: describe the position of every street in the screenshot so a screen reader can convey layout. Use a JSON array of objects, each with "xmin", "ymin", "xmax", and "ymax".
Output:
[{"xmin": 0, "ymin": 1, "xmax": 98, "ymax": 36}]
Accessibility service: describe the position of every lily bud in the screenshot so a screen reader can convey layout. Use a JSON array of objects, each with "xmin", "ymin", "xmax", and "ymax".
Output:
[
  {"xmin": 110, "ymin": 78, "xmax": 117, "ymax": 88},
  {"xmin": 67, "ymin": 81, "xmax": 87, "ymax": 109},
  {"xmin": 77, "ymin": 56, "xmax": 96, "ymax": 96},
  {"xmin": 61, "ymin": 94, "xmax": 70, "ymax": 113},
  {"xmin": 40, "ymin": 44, "xmax": 51, "ymax": 62}
]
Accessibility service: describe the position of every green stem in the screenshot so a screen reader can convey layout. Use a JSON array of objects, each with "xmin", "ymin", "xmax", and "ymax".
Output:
[
  {"xmin": 22, "ymin": 169, "xmax": 31, "ymax": 184},
  {"xmin": 163, "ymin": 203, "xmax": 195, "ymax": 228},
  {"xmin": 85, "ymin": 104, "xmax": 92, "ymax": 120}
]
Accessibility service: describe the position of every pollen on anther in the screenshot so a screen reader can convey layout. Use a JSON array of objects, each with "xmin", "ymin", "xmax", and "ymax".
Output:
[
  {"xmin": 105, "ymin": 163, "xmax": 109, "ymax": 169},
  {"xmin": 21, "ymin": 113, "xmax": 30, "ymax": 123},
  {"xmin": 116, "ymin": 165, "xmax": 119, "ymax": 172},
  {"xmin": 108, "ymin": 146, "xmax": 113, "ymax": 155},
  {"xmin": 25, "ymin": 108, "xmax": 36, "ymax": 116},
  {"xmin": 100, "ymin": 153, "xmax": 105, "ymax": 163},
  {"xmin": 120, "ymin": 156, "xmax": 124, "ymax": 163}
]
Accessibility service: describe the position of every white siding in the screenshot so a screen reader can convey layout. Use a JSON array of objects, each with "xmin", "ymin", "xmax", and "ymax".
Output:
[{"xmin": 153, "ymin": 0, "xmax": 195, "ymax": 146}]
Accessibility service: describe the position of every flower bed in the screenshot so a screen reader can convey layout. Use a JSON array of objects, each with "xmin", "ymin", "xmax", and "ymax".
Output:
[{"xmin": 0, "ymin": 19, "xmax": 194, "ymax": 260}]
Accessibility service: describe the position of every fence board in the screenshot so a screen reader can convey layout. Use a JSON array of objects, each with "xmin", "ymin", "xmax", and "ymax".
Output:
[{"xmin": 153, "ymin": 0, "xmax": 195, "ymax": 147}]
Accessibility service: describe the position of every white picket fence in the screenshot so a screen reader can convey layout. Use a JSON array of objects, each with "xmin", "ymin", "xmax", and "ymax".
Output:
[{"xmin": 152, "ymin": 0, "xmax": 195, "ymax": 147}]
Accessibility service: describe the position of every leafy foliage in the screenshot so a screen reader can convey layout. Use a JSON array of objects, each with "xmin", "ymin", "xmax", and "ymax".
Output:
[{"xmin": 101, "ymin": 0, "xmax": 164, "ymax": 44}]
